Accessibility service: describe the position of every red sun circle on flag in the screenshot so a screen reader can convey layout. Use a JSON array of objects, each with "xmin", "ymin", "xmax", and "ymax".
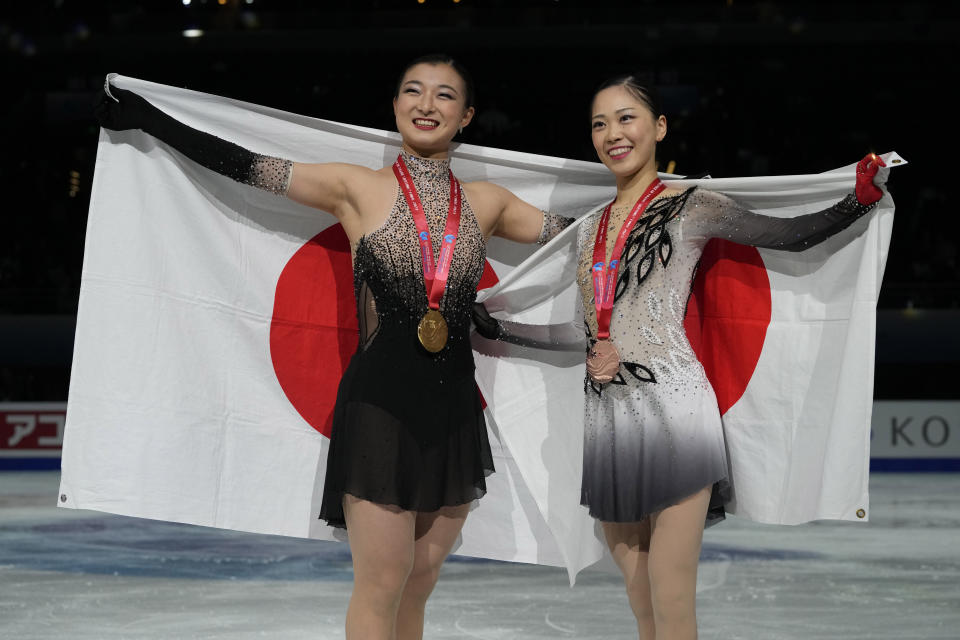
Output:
[
  {"xmin": 684, "ymin": 239, "xmax": 772, "ymax": 415},
  {"xmin": 270, "ymin": 227, "xmax": 769, "ymax": 437},
  {"xmin": 270, "ymin": 224, "xmax": 499, "ymax": 437}
]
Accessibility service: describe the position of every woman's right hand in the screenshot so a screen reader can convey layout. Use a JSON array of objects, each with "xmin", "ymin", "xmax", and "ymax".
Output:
[{"xmin": 94, "ymin": 84, "xmax": 153, "ymax": 132}]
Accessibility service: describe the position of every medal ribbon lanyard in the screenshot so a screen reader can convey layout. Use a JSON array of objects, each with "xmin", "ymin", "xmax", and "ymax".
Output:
[
  {"xmin": 592, "ymin": 179, "xmax": 666, "ymax": 339},
  {"xmin": 393, "ymin": 155, "xmax": 461, "ymax": 312}
]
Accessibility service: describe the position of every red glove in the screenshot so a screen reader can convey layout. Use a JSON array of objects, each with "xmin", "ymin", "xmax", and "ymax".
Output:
[{"xmin": 855, "ymin": 153, "xmax": 888, "ymax": 205}]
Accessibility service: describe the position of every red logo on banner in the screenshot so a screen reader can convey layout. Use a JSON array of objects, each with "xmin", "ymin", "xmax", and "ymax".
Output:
[
  {"xmin": 1, "ymin": 406, "xmax": 66, "ymax": 454},
  {"xmin": 684, "ymin": 239, "xmax": 772, "ymax": 415}
]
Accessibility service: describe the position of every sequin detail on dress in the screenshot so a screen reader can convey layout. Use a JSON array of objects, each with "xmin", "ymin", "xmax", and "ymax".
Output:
[
  {"xmin": 352, "ymin": 151, "xmax": 486, "ymax": 352},
  {"xmin": 538, "ymin": 212, "xmax": 575, "ymax": 245},
  {"xmin": 575, "ymin": 186, "xmax": 876, "ymax": 524},
  {"xmin": 247, "ymin": 155, "xmax": 293, "ymax": 196},
  {"xmin": 318, "ymin": 150, "xmax": 493, "ymax": 529},
  {"xmin": 576, "ymin": 187, "xmax": 877, "ymax": 391}
]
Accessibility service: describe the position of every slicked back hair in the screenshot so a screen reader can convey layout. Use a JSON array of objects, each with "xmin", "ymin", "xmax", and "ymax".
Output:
[
  {"xmin": 593, "ymin": 75, "xmax": 662, "ymax": 119},
  {"xmin": 395, "ymin": 53, "xmax": 475, "ymax": 110}
]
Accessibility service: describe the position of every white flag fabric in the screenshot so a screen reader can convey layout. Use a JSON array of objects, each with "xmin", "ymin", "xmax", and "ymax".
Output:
[{"xmin": 60, "ymin": 74, "xmax": 900, "ymax": 581}]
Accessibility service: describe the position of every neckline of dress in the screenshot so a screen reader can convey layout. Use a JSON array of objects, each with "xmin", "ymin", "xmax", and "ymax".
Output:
[
  {"xmin": 400, "ymin": 149, "xmax": 452, "ymax": 179},
  {"xmin": 608, "ymin": 185, "xmax": 695, "ymax": 212}
]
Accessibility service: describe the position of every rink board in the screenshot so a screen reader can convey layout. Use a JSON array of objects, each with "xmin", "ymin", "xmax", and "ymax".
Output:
[{"xmin": 2, "ymin": 401, "xmax": 959, "ymax": 471}]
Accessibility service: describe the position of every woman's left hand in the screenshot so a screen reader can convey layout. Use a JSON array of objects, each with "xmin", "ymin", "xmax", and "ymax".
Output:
[
  {"xmin": 471, "ymin": 303, "xmax": 502, "ymax": 340},
  {"xmin": 855, "ymin": 153, "xmax": 889, "ymax": 205}
]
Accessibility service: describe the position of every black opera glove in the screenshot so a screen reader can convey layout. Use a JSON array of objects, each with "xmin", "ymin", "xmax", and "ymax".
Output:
[
  {"xmin": 472, "ymin": 303, "xmax": 504, "ymax": 341},
  {"xmin": 95, "ymin": 84, "xmax": 292, "ymax": 196},
  {"xmin": 94, "ymin": 85, "xmax": 155, "ymax": 132},
  {"xmin": 472, "ymin": 303, "xmax": 585, "ymax": 351}
]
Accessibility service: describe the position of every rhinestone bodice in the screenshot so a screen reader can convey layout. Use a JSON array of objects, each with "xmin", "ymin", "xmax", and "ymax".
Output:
[
  {"xmin": 576, "ymin": 186, "xmax": 874, "ymax": 388},
  {"xmin": 352, "ymin": 151, "xmax": 486, "ymax": 362},
  {"xmin": 577, "ymin": 188, "xmax": 706, "ymax": 387}
]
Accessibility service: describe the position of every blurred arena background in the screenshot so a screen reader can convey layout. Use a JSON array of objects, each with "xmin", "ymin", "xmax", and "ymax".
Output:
[{"xmin": 0, "ymin": 2, "xmax": 957, "ymax": 638}]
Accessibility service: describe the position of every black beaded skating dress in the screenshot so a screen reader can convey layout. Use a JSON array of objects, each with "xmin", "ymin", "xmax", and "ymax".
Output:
[{"xmin": 319, "ymin": 151, "xmax": 492, "ymax": 527}]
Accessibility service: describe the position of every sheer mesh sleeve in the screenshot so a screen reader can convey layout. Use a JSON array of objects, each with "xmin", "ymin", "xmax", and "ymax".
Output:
[
  {"xmin": 474, "ymin": 302, "xmax": 586, "ymax": 352},
  {"xmin": 496, "ymin": 316, "xmax": 586, "ymax": 352},
  {"xmin": 685, "ymin": 189, "xmax": 876, "ymax": 251},
  {"xmin": 248, "ymin": 155, "xmax": 293, "ymax": 196},
  {"xmin": 537, "ymin": 212, "xmax": 575, "ymax": 245}
]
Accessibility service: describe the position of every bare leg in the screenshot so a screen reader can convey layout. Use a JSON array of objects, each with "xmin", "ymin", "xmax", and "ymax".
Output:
[
  {"xmin": 602, "ymin": 518, "xmax": 656, "ymax": 639},
  {"xmin": 646, "ymin": 486, "xmax": 712, "ymax": 640},
  {"xmin": 343, "ymin": 495, "xmax": 416, "ymax": 640},
  {"xmin": 395, "ymin": 502, "xmax": 471, "ymax": 640}
]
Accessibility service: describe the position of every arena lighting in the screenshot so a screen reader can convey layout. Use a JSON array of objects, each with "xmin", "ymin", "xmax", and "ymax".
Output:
[
  {"xmin": 182, "ymin": 28, "xmax": 204, "ymax": 37},
  {"xmin": 218, "ymin": 0, "xmax": 227, "ymax": 4},
  {"xmin": 68, "ymin": 170, "xmax": 80, "ymax": 198},
  {"xmin": 182, "ymin": 0, "xmax": 191, "ymax": 5}
]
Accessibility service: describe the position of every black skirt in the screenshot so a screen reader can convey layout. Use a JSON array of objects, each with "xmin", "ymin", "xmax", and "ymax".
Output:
[{"xmin": 318, "ymin": 321, "xmax": 494, "ymax": 528}]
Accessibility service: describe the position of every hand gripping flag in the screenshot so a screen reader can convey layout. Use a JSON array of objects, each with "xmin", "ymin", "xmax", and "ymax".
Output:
[{"xmin": 60, "ymin": 74, "xmax": 902, "ymax": 581}]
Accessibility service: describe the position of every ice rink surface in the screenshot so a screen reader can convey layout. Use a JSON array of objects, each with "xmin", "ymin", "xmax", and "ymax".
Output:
[{"xmin": 1, "ymin": 471, "xmax": 958, "ymax": 639}]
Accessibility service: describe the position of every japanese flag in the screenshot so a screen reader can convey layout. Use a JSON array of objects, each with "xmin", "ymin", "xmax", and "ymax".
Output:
[{"xmin": 60, "ymin": 74, "xmax": 900, "ymax": 581}]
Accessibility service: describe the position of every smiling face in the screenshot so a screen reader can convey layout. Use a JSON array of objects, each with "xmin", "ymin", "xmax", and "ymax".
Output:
[
  {"xmin": 393, "ymin": 63, "xmax": 475, "ymax": 159},
  {"xmin": 591, "ymin": 85, "xmax": 666, "ymax": 181}
]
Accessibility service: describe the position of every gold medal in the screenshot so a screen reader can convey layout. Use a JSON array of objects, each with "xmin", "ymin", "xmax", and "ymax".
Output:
[
  {"xmin": 586, "ymin": 339, "xmax": 620, "ymax": 383},
  {"xmin": 418, "ymin": 309, "xmax": 448, "ymax": 353},
  {"xmin": 393, "ymin": 155, "xmax": 460, "ymax": 357}
]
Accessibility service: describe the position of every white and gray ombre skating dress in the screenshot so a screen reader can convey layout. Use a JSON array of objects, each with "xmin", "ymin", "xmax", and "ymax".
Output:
[{"xmin": 575, "ymin": 187, "xmax": 874, "ymax": 523}]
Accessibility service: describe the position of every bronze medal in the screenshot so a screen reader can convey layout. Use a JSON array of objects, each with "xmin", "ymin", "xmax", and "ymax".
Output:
[
  {"xmin": 418, "ymin": 308, "xmax": 448, "ymax": 353},
  {"xmin": 586, "ymin": 339, "xmax": 620, "ymax": 384},
  {"xmin": 588, "ymin": 180, "xmax": 665, "ymax": 385}
]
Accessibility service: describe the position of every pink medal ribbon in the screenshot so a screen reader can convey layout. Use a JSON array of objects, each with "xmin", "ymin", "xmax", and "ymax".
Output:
[
  {"xmin": 587, "ymin": 179, "xmax": 666, "ymax": 382},
  {"xmin": 392, "ymin": 154, "xmax": 461, "ymax": 353}
]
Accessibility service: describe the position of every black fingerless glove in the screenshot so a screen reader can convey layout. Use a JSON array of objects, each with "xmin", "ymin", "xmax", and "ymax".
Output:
[{"xmin": 95, "ymin": 84, "xmax": 292, "ymax": 196}]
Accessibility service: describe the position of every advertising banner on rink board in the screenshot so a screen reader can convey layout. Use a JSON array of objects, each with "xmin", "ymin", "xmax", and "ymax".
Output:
[
  {"xmin": 0, "ymin": 403, "xmax": 67, "ymax": 470},
  {"xmin": 3, "ymin": 401, "xmax": 957, "ymax": 471},
  {"xmin": 870, "ymin": 401, "xmax": 960, "ymax": 471}
]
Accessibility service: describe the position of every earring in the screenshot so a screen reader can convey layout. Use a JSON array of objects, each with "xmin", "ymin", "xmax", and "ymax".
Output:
[{"xmin": 459, "ymin": 126, "xmax": 463, "ymax": 135}]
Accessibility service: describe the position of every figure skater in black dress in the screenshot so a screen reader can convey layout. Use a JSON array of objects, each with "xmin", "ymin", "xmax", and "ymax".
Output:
[{"xmin": 95, "ymin": 54, "xmax": 572, "ymax": 640}]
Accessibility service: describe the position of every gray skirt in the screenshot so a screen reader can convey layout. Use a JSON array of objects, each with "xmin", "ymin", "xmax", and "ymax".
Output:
[{"xmin": 580, "ymin": 372, "xmax": 730, "ymax": 524}]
